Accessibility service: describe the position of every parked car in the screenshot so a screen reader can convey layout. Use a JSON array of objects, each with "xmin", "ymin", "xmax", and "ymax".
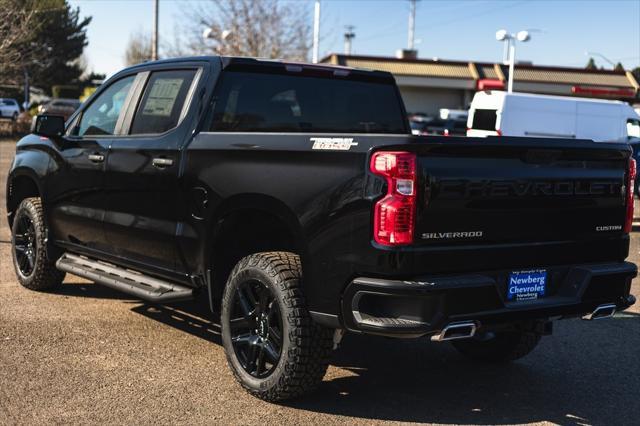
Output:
[
  {"xmin": 0, "ymin": 98, "xmax": 21, "ymax": 120},
  {"xmin": 467, "ymin": 90, "xmax": 640, "ymax": 142},
  {"xmin": 442, "ymin": 118, "xmax": 467, "ymax": 136},
  {"xmin": 413, "ymin": 117, "xmax": 467, "ymax": 137},
  {"xmin": 439, "ymin": 108, "xmax": 468, "ymax": 121},
  {"xmin": 409, "ymin": 115, "xmax": 437, "ymax": 135},
  {"xmin": 37, "ymin": 98, "xmax": 81, "ymax": 121},
  {"xmin": 7, "ymin": 56, "xmax": 637, "ymax": 402}
]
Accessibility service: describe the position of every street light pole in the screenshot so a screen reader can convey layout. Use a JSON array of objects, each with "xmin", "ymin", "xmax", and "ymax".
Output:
[
  {"xmin": 151, "ymin": 0, "xmax": 159, "ymax": 61},
  {"xmin": 408, "ymin": 0, "xmax": 416, "ymax": 50},
  {"xmin": 507, "ymin": 42, "xmax": 516, "ymax": 93},
  {"xmin": 496, "ymin": 29, "xmax": 531, "ymax": 93},
  {"xmin": 312, "ymin": 0, "xmax": 321, "ymax": 63},
  {"xmin": 502, "ymin": 38, "xmax": 510, "ymax": 64}
]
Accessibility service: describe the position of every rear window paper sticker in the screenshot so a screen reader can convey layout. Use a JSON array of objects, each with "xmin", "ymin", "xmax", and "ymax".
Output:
[{"xmin": 142, "ymin": 78, "xmax": 184, "ymax": 117}]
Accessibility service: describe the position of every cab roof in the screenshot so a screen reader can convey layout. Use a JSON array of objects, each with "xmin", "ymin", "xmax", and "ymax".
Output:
[{"xmin": 121, "ymin": 55, "xmax": 397, "ymax": 84}]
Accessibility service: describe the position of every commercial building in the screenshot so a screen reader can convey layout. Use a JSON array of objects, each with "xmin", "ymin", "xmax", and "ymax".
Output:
[{"xmin": 320, "ymin": 54, "xmax": 640, "ymax": 116}]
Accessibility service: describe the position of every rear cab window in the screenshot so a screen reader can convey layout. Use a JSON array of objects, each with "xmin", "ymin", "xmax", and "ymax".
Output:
[{"xmin": 210, "ymin": 67, "xmax": 407, "ymax": 134}]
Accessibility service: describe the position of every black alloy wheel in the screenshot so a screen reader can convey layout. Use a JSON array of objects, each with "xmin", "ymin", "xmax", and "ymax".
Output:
[
  {"xmin": 13, "ymin": 212, "xmax": 37, "ymax": 277},
  {"xmin": 221, "ymin": 252, "xmax": 334, "ymax": 401},
  {"xmin": 229, "ymin": 279, "xmax": 283, "ymax": 378},
  {"xmin": 11, "ymin": 197, "xmax": 65, "ymax": 290}
]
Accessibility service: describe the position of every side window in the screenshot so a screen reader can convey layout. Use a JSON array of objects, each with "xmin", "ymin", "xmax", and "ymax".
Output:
[
  {"xmin": 129, "ymin": 69, "xmax": 196, "ymax": 135},
  {"xmin": 76, "ymin": 75, "xmax": 136, "ymax": 137},
  {"xmin": 627, "ymin": 119, "xmax": 640, "ymax": 139}
]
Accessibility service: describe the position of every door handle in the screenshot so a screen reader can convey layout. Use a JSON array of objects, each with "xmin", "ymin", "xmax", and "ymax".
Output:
[
  {"xmin": 88, "ymin": 153, "xmax": 104, "ymax": 163},
  {"xmin": 152, "ymin": 157, "xmax": 174, "ymax": 168}
]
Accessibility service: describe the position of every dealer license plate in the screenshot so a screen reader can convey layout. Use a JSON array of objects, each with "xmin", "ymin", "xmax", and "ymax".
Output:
[{"xmin": 507, "ymin": 270, "xmax": 547, "ymax": 301}]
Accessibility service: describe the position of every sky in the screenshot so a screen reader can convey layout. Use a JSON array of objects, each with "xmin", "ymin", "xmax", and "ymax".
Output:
[{"xmin": 68, "ymin": 0, "xmax": 640, "ymax": 78}]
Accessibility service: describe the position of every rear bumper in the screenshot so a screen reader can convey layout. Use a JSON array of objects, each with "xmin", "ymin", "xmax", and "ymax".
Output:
[{"xmin": 341, "ymin": 261, "xmax": 637, "ymax": 337}]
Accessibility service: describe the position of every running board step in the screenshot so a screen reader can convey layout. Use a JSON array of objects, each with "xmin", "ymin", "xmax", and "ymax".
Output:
[{"xmin": 56, "ymin": 253, "xmax": 194, "ymax": 303}]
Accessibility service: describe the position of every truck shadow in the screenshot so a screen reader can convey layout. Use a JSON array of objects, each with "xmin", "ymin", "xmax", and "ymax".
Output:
[
  {"xmin": 53, "ymin": 280, "xmax": 137, "ymax": 300},
  {"xmin": 291, "ymin": 312, "xmax": 640, "ymax": 425},
  {"xmin": 53, "ymin": 281, "xmax": 640, "ymax": 425},
  {"xmin": 135, "ymin": 295, "xmax": 640, "ymax": 425}
]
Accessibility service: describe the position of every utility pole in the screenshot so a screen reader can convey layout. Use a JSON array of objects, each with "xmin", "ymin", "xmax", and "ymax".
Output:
[
  {"xmin": 151, "ymin": 0, "xmax": 159, "ymax": 61},
  {"xmin": 312, "ymin": 0, "xmax": 321, "ymax": 63},
  {"xmin": 408, "ymin": 0, "xmax": 416, "ymax": 50},
  {"xmin": 344, "ymin": 25, "xmax": 355, "ymax": 55}
]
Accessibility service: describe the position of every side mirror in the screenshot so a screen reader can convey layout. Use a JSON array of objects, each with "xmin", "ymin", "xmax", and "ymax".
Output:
[{"xmin": 31, "ymin": 114, "xmax": 65, "ymax": 138}]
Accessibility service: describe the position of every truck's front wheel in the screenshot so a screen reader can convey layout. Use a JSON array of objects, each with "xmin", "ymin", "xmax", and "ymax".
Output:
[
  {"xmin": 451, "ymin": 329, "xmax": 541, "ymax": 363},
  {"xmin": 220, "ymin": 252, "xmax": 333, "ymax": 401},
  {"xmin": 11, "ymin": 197, "xmax": 65, "ymax": 290}
]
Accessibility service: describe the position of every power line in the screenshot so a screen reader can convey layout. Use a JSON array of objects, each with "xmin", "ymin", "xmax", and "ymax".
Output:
[
  {"xmin": 361, "ymin": 0, "xmax": 498, "ymax": 41},
  {"xmin": 420, "ymin": 0, "xmax": 527, "ymax": 31}
]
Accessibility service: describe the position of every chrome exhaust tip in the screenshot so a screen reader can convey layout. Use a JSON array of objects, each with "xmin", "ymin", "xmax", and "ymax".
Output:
[
  {"xmin": 431, "ymin": 321, "xmax": 477, "ymax": 342},
  {"xmin": 582, "ymin": 303, "xmax": 617, "ymax": 320}
]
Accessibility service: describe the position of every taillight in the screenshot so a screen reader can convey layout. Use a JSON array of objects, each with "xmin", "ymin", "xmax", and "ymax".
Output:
[
  {"xmin": 496, "ymin": 129, "xmax": 503, "ymax": 136},
  {"xmin": 624, "ymin": 158, "xmax": 636, "ymax": 233},
  {"xmin": 370, "ymin": 151, "xmax": 417, "ymax": 246},
  {"xmin": 443, "ymin": 128, "xmax": 450, "ymax": 136}
]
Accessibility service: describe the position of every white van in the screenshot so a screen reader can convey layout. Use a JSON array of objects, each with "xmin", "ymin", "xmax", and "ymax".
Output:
[{"xmin": 467, "ymin": 91, "xmax": 640, "ymax": 142}]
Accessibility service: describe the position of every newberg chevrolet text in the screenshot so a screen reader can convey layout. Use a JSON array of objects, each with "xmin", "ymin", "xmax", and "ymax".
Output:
[{"xmin": 6, "ymin": 56, "xmax": 637, "ymax": 401}]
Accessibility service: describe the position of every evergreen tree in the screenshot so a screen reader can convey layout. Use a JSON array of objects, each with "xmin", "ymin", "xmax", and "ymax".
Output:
[{"xmin": 21, "ymin": 0, "xmax": 91, "ymax": 95}]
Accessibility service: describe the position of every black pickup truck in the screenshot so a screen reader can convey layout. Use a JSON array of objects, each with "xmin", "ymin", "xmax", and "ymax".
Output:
[{"xmin": 6, "ymin": 56, "xmax": 637, "ymax": 402}]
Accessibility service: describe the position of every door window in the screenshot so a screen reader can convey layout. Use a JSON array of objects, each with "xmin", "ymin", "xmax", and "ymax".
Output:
[
  {"xmin": 76, "ymin": 75, "xmax": 136, "ymax": 136},
  {"xmin": 129, "ymin": 69, "xmax": 197, "ymax": 135}
]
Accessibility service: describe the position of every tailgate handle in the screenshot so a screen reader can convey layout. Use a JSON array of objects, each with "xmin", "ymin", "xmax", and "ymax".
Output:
[{"xmin": 524, "ymin": 149, "xmax": 562, "ymax": 164}]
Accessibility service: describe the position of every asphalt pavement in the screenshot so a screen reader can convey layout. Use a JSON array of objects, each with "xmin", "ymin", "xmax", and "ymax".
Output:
[{"xmin": 1, "ymin": 139, "xmax": 639, "ymax": 425}]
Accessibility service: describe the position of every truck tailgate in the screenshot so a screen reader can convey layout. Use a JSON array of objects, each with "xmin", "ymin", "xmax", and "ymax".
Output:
[{"xmin": 409, "ymin": 137, "xmax": 631, "ymax": 246}]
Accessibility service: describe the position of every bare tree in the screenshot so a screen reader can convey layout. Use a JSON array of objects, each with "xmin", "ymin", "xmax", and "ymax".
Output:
[
  {"xmin": 173, "ymin": 0, "xmax": 310, "ymax": 61},
  {"xmin": 0, "ymin": 2, "xmax": 39, "ymax": 84},
  {"xmin": 124, "ymin": 31, "xmax": 153, "ymax": 66}
]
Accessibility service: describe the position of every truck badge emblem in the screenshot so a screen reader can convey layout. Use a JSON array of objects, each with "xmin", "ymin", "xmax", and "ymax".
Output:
[{"xmin": 311, "ymin": 137, "xmax": 358, "ymax": 151}]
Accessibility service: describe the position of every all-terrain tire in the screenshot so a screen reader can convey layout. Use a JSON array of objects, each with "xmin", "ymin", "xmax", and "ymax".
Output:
[
  {"xmin": 452, "ymin": 330, "xmax": 541, "ymax": 363},
  {"xmin": 11, "ymin": 197, "xmax": 65, "ymax": 290},
  {"xmin": 221, "ymin": 252, "xmax": 334, "ymax": 402}
]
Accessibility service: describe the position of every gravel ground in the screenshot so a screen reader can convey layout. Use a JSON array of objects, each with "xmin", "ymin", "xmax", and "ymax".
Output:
[{"xmin": 1, "ymin": 138, "xmax": 639, "ymax": 425}]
